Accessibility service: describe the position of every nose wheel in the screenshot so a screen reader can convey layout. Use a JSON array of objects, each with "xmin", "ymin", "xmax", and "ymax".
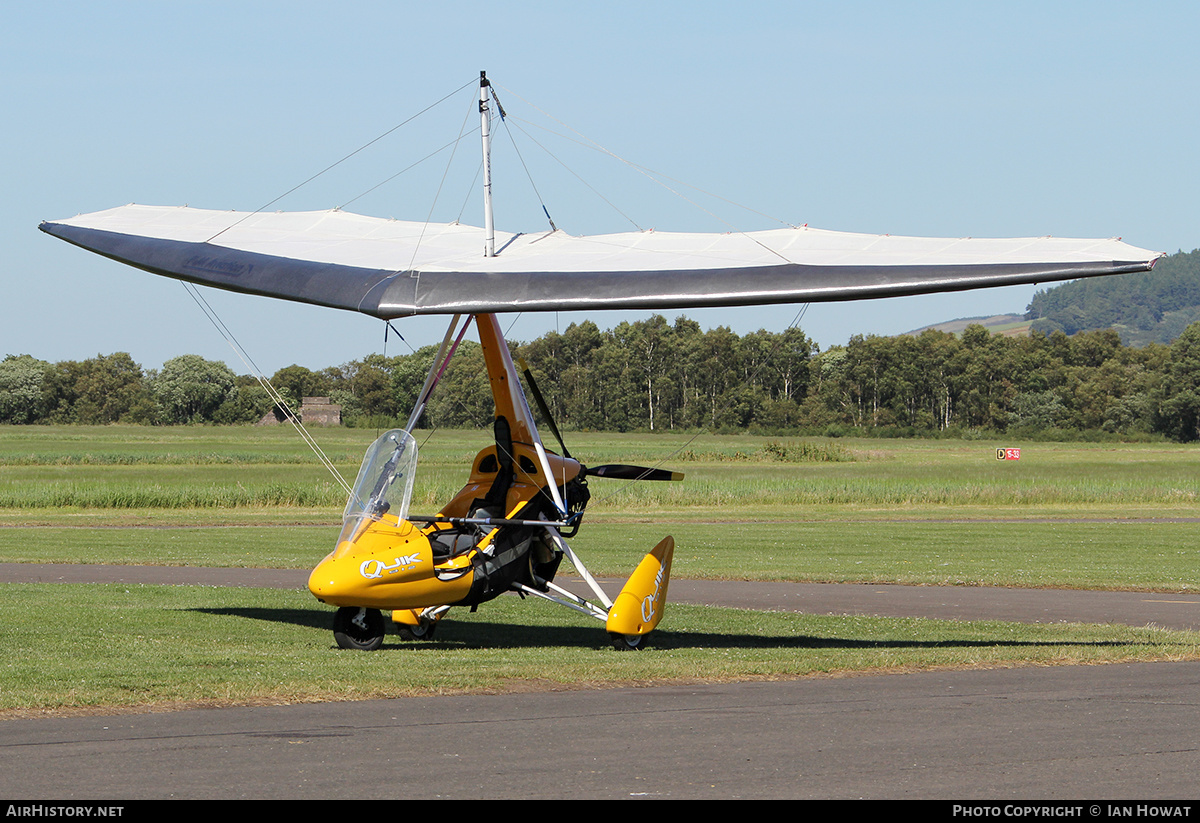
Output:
[{"xmin": 333, "ymin": 607, "xmax": 385, "ymax": 651}]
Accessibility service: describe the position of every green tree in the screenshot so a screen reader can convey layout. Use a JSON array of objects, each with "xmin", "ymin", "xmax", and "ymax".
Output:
[
  {"xmin": 213, "ymin": 377, "xmax": 278, "ymax": 424},
  {"xmin": 1154, "ymin": 322, "xmax": 1200, "ymax": 441},
  {"xmin": 271, "ymin": 365, "xmax": 331, "ymax": 409},
  {"xmin": 0, "ymin": 355, "xmax": 50, "ymax": 424},
  {"xmin": 72, "ymin": 353, "xmax": 151, "ymax": 424},
  {"xmin": 151, "ymin": 355, "xmax": 237, "ymax": 423}
]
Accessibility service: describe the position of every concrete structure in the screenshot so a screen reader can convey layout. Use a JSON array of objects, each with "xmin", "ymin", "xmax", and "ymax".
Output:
[
  {"xmin": 299, "ymin": 396, "xmax": 342, "ymax": 426},
  {"xmin": 257, "ymin": 396, "xmax": 342, "ymax": 426}
]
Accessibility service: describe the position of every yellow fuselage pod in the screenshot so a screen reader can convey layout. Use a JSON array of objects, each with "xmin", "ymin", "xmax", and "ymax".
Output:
[
  {"xmin": 308, "ymin": 515, "xmax": 474, "ymax": 610},
  {"xmin": 605, "ymin": 536, "xmax": 674, "ymax": 637},
  {"xmin": 309, "ymin": 313, "xmax": 575, "ymax": 613},
  {"xmin": 308, "ymin": 441, "xmax": 581, "ymax": 611}
]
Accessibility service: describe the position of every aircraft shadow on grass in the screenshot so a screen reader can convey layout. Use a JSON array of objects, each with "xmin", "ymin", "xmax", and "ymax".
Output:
[
  {"xmin": 190, "ymin": 606, "xmax": 332, "ymax": 632},
  {"xmin": 188, "ymin": 606, "xmax": 1161, "ymax": 653}
]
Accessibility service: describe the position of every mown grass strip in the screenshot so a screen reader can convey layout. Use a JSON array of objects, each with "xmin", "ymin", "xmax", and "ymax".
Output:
[
  {"xmin": 2, "ymin": 583, "xmax": 1198, "ymax": 715},
  {"xmin": 0, "ymin": 452, "xmax": 362, "ymax": 466},
  {"xmin": 3, "ymin": 518, "xmax": 1200, "ymax": 591}
]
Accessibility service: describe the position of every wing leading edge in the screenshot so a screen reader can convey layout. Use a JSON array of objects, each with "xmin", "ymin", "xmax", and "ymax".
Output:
[{"xmin": 40, "ymin": 204, "xmax": 1162, "ymax": 319}]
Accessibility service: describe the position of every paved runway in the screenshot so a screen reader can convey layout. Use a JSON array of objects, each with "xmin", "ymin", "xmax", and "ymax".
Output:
[{"xmin": 3, "ymin": 564, "xmax": 1200, "ymax": 799}]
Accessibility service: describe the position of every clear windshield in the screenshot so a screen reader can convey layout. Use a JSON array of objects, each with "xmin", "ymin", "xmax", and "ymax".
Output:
[{"xmin": 337, "ymin": 429, "xmax": 418, "ymax": 546}]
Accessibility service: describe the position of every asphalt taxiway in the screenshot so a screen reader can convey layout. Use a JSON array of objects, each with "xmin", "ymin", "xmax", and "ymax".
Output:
[{"xmin": 2, "ymin": 565, "xmax": 1198, "ymax": 799}]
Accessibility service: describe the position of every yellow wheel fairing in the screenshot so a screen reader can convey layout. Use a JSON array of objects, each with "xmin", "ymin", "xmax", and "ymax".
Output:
[{"xmin": 605, "ymin": 536, "xmax": 674, "ymax": 637}]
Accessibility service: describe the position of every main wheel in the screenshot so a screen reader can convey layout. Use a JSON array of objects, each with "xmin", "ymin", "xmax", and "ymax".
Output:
[
  {"xmin": 396, "ymin": 618, "xmax": 437, "ymax": 641},
  {"xmin": 609, "ymin": 632, "xmax": 645, "ymax": 651},
  {"xmin": 333, "ymin": 607, "xmax": 385, "ymax": 651}
]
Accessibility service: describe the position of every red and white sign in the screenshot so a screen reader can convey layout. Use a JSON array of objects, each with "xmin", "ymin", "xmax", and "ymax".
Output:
[{"xmin": 996, "ymin": 448, "xmax": 1021, "ymax": 460}]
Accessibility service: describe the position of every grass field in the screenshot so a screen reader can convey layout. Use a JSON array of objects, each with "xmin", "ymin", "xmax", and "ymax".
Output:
[
  {"xmin": 2, "ymin": 424, "xmax": 1199, "ymax": 714},
  {"xmin": 3, "ymin": 425, "xmax": 1197, "ymax": 587},
  {"xmin": 5, "ymin": 584, "xmax": 1198, "ymax": 714}
]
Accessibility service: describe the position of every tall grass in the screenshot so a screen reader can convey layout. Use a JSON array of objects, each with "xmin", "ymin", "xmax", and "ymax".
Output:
[
  {"xmin": 677, "ymin": 440, "xmax": 856, "ymax": 463},
  {"xmin": 0, "ymin": 426, "xmax": 1196, "ymax": 511},
  {"xmin": 0, "ymin": 481, "xmax": 346, "ymax": 509},
  {"xmin": 0, "ymin": 452, "xmax": 360, "ymax": 466},
  {"xmin": 7, "ymin": 472, "xmax": 1182, "ymax": 511}
]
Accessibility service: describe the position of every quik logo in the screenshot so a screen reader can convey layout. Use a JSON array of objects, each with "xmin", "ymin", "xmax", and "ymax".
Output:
[
  {"xmin": 360, "ymin": 553, "xmax": 423, "ymax": 579},
  {"xmin": 640, "ymin": 566, "xmax": 666, "ymax": 623}
]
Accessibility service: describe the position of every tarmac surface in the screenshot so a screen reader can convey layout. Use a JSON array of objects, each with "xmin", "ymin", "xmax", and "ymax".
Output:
[{"xmin": 3, "ymin": 564, "xmax": 1200, "ymax": 799}]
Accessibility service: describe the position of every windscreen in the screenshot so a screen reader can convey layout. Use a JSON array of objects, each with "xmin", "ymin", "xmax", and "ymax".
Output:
[{"xmin": 337, "ymin": 429, "xmax": 418, "ymax": 546}]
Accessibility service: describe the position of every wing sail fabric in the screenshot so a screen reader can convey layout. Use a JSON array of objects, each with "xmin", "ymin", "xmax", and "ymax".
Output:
[{"xmin": 40, "ymin": 205, "xmax": 1162, "ymax": 319}]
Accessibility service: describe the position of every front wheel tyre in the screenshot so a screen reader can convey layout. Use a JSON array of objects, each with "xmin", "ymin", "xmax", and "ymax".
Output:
[{"xmin": 333, "ymin": 607, "xmax": 385, "ymax": 651}]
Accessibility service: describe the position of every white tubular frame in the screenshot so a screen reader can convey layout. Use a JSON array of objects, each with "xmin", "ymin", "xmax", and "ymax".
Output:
[
  {"xmin": 544, "ymin": 527, "xmax": 613, "ymax": 610},
  {"xmin": 404, "ymin": 313, "xmax": 466, "ymax": 435}
]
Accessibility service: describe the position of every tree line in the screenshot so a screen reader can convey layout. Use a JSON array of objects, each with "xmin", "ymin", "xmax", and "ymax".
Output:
[{"xmin": 4, "ymin": 316, "xmax": 1200, "ymax": 441}]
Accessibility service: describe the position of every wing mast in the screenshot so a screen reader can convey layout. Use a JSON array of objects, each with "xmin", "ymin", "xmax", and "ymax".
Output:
[
  {"xmin": 478, "ymin": 71, "xmax": 567, "ymax": 517},
  {"xmin": 480, "ymin": 70, "xmax": 496, "ymax": 259}
]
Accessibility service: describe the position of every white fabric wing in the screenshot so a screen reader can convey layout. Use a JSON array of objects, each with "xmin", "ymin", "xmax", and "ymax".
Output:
[{"xmin": 41, "ymin": 205, "xmax": 1162, "ymax": 318}]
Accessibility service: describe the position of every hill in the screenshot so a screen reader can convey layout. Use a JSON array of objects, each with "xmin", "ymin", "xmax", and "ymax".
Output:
[
  {"xmin": 1023, "ymin": 249, "xmax": 1200, "ymax": 346},
  {"xmin": 905, "ymin": 314, "xmax": 1033, "ymax": 338}
]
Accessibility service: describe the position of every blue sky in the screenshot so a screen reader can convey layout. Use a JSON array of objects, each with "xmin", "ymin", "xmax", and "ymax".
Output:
[{"xmin": 5, "ymin": 1, "xmax": 1197, "ymax": 375}]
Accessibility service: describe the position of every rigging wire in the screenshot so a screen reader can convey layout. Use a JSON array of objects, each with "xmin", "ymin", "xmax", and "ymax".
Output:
[
  {"xmin": 495, "ymin": 82, "xmax": 799, "ymax": 266},
  {"xmin": 490, "ymin": 86, "xmax": 557, "ymax": 232},
  {"xmin": 384, "ymin": 320, "xmax": 415, "ymax": 355},
  {"xmin": 339, "ymin": 127, "xmax": 481, "ymax": 211},
  {"xmin": 502, "ymin": 111, "xmax": 794, "ymax": 263},
  {"xmin": 504, "ymin": 113, "xmax": 797, "ymax": 230},
  {"xmin": 403, "ymin": 84, "xmax": 479, "ymax": 275},
  {"xmin": 357, "ymin": 83, "xmax": 479, "ymax": 328},
  {"xmin": 499, "ymin": 115, "xmax": 642, "ymax": 231},
  {"xmin": 205, "ymin": 77, "xmax": 477, "ymax": 243},
  {"xmin": 455, "ymin": 159, "xmax": 484, "ymax": 224},
  {"xmin": 177, "ymin": 281, "xmax": 353, "ymax": 496}
]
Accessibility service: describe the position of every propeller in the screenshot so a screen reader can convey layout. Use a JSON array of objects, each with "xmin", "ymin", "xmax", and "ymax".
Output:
[
  {"xmin": 519, "ymin": 357, "xmax": 572, "ymax": 459},
  {"xmin": 584, "ymin": 464, "xmax": 684, "ymax": 482},
  {"xmin": 518, "ymin": 358, "xmax": 684, "ymax": 484}
]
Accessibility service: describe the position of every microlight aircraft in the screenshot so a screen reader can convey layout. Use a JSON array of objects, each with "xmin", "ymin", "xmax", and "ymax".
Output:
[{"xmin": 40, "ymin": 73, "xmax": 1162, "ymax": 650}]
